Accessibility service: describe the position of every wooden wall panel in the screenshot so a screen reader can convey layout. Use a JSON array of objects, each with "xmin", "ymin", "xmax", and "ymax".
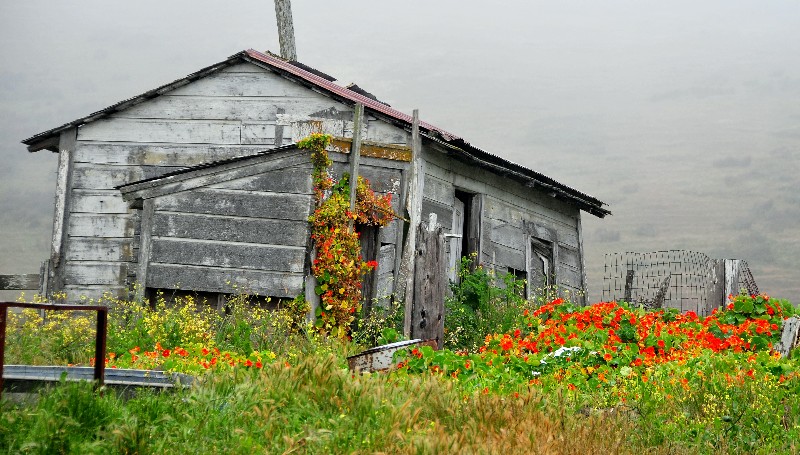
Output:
[
  {"xmin": 153, "ymin": 189, "xmax": 311, "ymax": 220},
  {"xmin": 65, "ymin": 237, "xmax": 134, "ymax": 262},
  {"xmin": 73, "ymin": 143, "xmax": 268, "ymax": 167},
  {"xmin": 208, "ymin": 166, "xmax": 312, "ymax": 194},
  {"xmin": 68, "ymin": 214, "xmax": 135, "ymax": 238},
  {"xmin": 168, "ymin": 70, "xmax": 315, "ymax": 98},
  {"xmin": 146, "ymin": 264, "xmax": 304, "ymax": 298},
  {"xmin": 72, "ymin": 163, "xmax": 180, "ymax": 189},
  {"xmin": 150, "ymin": 238, "xmax": 305, "ymax": 273},
  {"xmin": 70, "ymin": 190, "xmax": 131, "ymax": 214},
  {"xmin": 78, "ymin": 118, "xmax": 243, "ymax": 144},
  {"xmin": 63, "ymin": 263, "xmax": 127, "ymax": 286},
  {"xmin": 151, "ymin": 212, "xmax": 308, "ymax": 247}
]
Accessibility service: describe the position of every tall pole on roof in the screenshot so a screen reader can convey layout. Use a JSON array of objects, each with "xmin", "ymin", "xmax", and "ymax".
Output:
[{"xmin": 274, "ymin": 0, "xmax": 297, "ymax": 61}]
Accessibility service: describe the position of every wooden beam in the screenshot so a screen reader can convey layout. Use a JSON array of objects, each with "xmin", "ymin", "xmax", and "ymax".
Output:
[
  {"xmin": 50, "ymin": 128, "xmax": 77, "ymax": 292},
  {"xmin": 274, "ymin": 0, "xmax": 297, "ymax": 61},
  {"xmin": 623, "ymin": 269, "xmax": 635, "ymax": 302},
  {"xmin": 401, "ymin": 109, "xmax": 424, "ymax": 337},
  {"xmin": 0, "ymin": 274, "xmax": 40, "ymax": 291},
  {"xmin": 348, "ymin": 103, "xmax": 364, "ymax": 231},
  {"xmin": 411, "ymin": 222, "xmax": 446, "ymax": 348},
  {"xmin": 329, "ymin": 138, "xmax": 411, "ymax": 162}
]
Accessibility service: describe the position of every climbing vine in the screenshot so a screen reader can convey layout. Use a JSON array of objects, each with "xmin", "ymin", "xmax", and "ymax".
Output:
[{"xmin": 298, "ymin": 133, "xmax": 395, "ymax": 338}]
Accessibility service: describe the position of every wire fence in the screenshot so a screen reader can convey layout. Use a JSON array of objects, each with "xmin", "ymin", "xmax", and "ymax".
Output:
[{"xmin": 602, "ymin": 250, "xmax": 758, "ymax": 316}]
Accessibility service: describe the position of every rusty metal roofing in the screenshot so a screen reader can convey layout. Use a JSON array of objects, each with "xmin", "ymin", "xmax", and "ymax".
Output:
[{"xmin": 22, "ymin": 49, "xmax": 609, "ymax": 217}]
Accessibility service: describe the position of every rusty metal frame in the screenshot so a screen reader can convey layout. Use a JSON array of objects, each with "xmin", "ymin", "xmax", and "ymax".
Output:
[{"xmin": 0, "ymin": 302, "xmax": 108, "ymax": 399}]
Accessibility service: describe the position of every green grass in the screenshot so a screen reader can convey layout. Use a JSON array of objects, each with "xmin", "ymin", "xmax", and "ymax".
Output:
[
  {"xmin": 4, "ymin": 350, "xmax": 798, "ymax": 454},
  {"xmin": 2, "ymin": 354, "xmax": 643, "ymax": 454}
]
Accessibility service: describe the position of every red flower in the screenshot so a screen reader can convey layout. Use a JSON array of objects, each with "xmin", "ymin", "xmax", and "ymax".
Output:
[
  {"xmin": 245, "ymin": 359, "xmax": 253, "ymax": 367},
  {"xmin": 162, "ymin": 349, "xmax": 171, "ymax": 358}
]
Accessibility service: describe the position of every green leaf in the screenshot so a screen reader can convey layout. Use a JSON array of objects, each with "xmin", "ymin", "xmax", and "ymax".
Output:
[{"xmin": 734, "ymin": 298, "xmax": 754, "ymax": 314}]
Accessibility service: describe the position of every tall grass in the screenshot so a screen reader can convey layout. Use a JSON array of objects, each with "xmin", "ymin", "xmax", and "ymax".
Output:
[{"xmin": 2, "ymin": 353, "xmax": 651, "ymax": 454}]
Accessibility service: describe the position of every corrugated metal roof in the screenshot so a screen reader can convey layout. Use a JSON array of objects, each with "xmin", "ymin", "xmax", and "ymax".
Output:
[{"xmin": 22, "ymin": 49, "xmax": 609, "ymax": 217}]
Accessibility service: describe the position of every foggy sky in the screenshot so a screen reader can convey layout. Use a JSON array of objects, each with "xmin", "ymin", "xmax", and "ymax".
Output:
[{"xmin": 1, "ymin": 1, "xmax": 798, "ymax": 302}]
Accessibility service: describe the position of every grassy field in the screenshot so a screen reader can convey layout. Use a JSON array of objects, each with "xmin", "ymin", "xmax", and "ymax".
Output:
[{"xmin": 1, "ymin": 287, "xmax": 799, "ymax": 454}]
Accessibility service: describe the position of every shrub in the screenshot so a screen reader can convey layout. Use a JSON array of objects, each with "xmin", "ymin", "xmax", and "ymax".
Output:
[{"xmin": 443, "ymin": 254, "xmax": 531, "ymax": 351}]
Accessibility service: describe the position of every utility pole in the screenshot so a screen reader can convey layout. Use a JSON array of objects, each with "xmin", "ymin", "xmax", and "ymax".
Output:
[{"xmin": 274, "ymin": 0, "xmax": 297, "ymax": 61}]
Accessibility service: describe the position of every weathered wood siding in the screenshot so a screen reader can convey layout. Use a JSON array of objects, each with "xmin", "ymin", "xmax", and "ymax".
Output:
[
  {"xmin": 142, "ymin": 158, "xmax": 314, "ymax": 298},
  {"xmin": 55, "ymin": 62, "xmax": 407, "ymax": 300},
  {"xmin": 329, "ymin": 153, "xmax": 408, "ymax": 304},
  {"xmin": 422, "ymin": 143, "xmax": 586, "ymax": 301}
]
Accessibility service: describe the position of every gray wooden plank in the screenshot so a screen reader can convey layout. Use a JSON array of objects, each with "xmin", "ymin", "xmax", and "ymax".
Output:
[
  {"xmin": 0, "ymin": 274, "xmax": 40, "ymax": 290},
  {"xmin": 153, "ymin": 189, "xmax": 311, "ymax": 220},
  {"xmin": 62, "ymin": 262, "xmax": 127, "ymax": 286},
  {"xmin": 483, "ymin": 218, "xmax": 526, "ymax": 251},
  {"xmin": 556, "ymin": 265, "xmax": 583, "ymax": 289},
  {"xmin": 70, "ymin": 190, "xmax": 131, "ymax": 214},
  {"xmin": 366, "ymin": 118, "xmax": 408, "ymax": 144},
  {"xmin": 241, "ymin": 122, "xmax": 276, "ymax": 145},
  {"xmin": 121, "ymin": 151, "xmax": 311, "ymax": 200},
  {"xmin": 481, "ymin": 241, "xmax": 526, "ymax": 271},
  {"xmin": 116, "ymin": 96, "xmax": 284, "ymax": 121},
  {"xmin": 424, "ymin": 150, "xmax": 580, "ymax": 226},
  {"xmin": 152, "ymin": 212, "xmax": 309, "ymax": 247},
  {"xmin": 377, "ymin": 244, "xmax": 396, "ymax": 276},
  {"xmin": 168, "ymin": 70, "xmax": 317, "ymax": 97},
  {"xmin": 77, "ymin": 118, "xmax": 242, "ymax": 144},
  {"xmin": 150, "ymin": 238, "xmax": 305, "ymax": 273},
  {"xmin": 74, "ymin": 143, "xmax": 268, "ymax": 166},
  {"xmin": 330, "ymin": 162, "xmax": 404, "ymax": 195},
  {"xmin": 62, "ymin": 284, "xmax": 127, "ymax": 300},
  {"xmin": 50, "ymin": 128, "xmax": 77, "ymax": 292},
  {"xmin": 378, "ymin": 219, "xmax": 400, "ymax": 245},
  {"xmin": 208, "ymin": 165, "xmax": 312, "ymax": 194},
  {"xmin": 421, "ymin": 199, "xmax": 453, "ymax": 230},
  {"xmin": 68, "ymin": 213, "xmax": 136, "ymax": 237},
  {"xmin": 72, "ymin": 163, "xmax": 181, "ymax": 189},
  {"xmin": 422, "ymin": 174, "xmax": 455, "ymax": 206},
  {"xmin": 65, "ymin": 237, "xmax": 134, "ymax": 262},
  {"xmin": 146, "ymin": 264, "xmax": 304, "ymax": 298},
  {"xmin": 483, "ymin": 196, "xmax": 579, "ymax": 247},
  {"xmin": 558, "ymin": 245, "xmax": 581, "ymax": 270}
]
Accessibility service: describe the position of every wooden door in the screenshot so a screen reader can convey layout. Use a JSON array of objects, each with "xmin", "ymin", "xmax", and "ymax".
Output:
[{"xmin": 449, "ymin": 197, "xmax": 465, "ymax": 284}]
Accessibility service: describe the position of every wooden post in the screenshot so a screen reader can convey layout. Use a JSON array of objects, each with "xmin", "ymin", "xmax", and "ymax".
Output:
[
  {"xmin": 0, "ymin": 274, "xmax": 40, "ymax": 291},
  {"xmin": 652, "ymin": 274, "xmax": 671, "ymax": 310},
  {"xmin": 347, "ymin": 103, "xmax": 364, "ymax": 232},
  {"xmin": 723, "ymin": 259, "xmax": 743, "ymax": 299},
  {"xmin": 776, "ymin": 317, "xmax": 800, "ymax": 358},
  {"xmin": 411, "ymin": 221, "xmax": 446, "ymax": 348},
  {"xmin": 623, "ymin": 269, "xmax": 635, "ymax": 302},
  {"xmin": 50, "ymin": 128, "xmax": 77, "ymax": 293},
  {"xmin": 273, "ymin": 0, "xmax": 297, "ymax": 61},
  {"xmin": 401, "ymin": 109, "xmax": 424, "ymax": 337},
  {"xmin": 706, "ymin": 259, "xmax": 726, "ymax": 313},
  {"xmin": 135, "ymin": 199, "xmax": 155, "ymax": 303}
]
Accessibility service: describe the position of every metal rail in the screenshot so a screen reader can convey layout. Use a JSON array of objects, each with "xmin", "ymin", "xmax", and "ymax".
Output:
[{"xmin": 0, "ymin": 302, "xmax": 108, "ymax": 399}]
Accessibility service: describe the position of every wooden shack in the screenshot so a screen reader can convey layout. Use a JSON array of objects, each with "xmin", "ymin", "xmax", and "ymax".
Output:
[{"xmin": 22, "ymin": 49, "xmax": 609, "ymax": 305}]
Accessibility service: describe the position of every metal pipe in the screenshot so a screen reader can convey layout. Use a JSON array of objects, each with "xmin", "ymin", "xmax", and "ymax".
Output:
[{"xmin": 0, "ymin": 302, "xmax": 108, "ymax": 399}]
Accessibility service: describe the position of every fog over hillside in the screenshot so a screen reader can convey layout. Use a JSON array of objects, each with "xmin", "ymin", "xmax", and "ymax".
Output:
[{"xmin": 1, "ymin": 1, "xmax": 798, "ymax": 302}]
